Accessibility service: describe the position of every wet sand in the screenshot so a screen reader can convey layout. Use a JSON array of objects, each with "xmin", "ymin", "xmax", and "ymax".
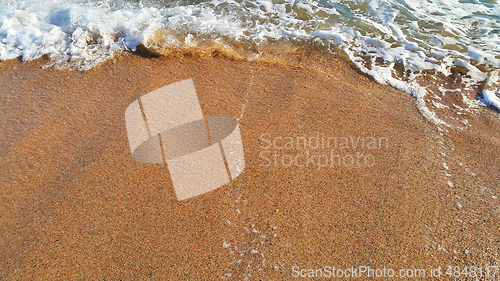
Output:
[{"xmin": 1, "ymin": 50, "xmax": 499, "ymax": 280}]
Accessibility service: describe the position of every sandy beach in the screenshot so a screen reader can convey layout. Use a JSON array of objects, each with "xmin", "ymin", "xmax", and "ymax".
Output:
[{"xmin": 1, "ymin": 50, "xmax": 499, "ymax": 280}]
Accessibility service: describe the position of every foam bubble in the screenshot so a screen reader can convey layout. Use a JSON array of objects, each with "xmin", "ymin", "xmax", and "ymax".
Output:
[{"xmin": 482, "ymin": 70, "xmax": 500, "ymax": 110}]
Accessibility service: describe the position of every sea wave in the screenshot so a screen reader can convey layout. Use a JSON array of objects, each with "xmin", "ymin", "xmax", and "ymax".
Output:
[{"xmin": 1, "ymin": 0, "xmax": 499, "ymax": 123}]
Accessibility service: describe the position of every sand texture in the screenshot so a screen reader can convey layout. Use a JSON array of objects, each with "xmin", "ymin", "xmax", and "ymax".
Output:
[{"xmin": 1, "ymin": 51, "xmax": 499, "ymax": 280}]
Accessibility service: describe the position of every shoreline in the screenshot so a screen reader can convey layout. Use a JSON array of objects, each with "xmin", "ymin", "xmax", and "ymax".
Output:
[{"xmin": 1, "ymin": 50, "xmax": 499, "ymax": 279}]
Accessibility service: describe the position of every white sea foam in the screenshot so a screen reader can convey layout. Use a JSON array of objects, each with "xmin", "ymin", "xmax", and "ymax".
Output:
[
  {"xmin": 1, "ymin": 0, "xmax": 499, "ymax": 115},
  {"xmin": 482, "ymin": 70, "xmax": 500, "ymax": 109}
]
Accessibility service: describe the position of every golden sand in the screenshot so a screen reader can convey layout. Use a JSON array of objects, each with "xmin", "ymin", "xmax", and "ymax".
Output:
[{"xmin": 1, "ymin": 51, "xmax": 499, "ymax": 279}]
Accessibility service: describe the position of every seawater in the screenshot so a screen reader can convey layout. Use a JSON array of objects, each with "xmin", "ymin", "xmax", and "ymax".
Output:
[{"xmin": 1, "ymin": 0, "xmax": 499, "ymax": 124}]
